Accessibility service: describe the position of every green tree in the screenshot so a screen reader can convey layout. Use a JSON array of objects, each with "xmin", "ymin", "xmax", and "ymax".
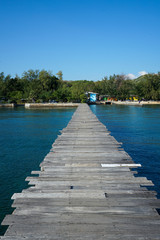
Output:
[
  {"xmin": 52, "ymin": 85, "xmax": 71, "ymax": 102},
  {"xmin": 56, "ymin": 71, "xmax": 63, "ymax": 81},
  {"xmin": 135, "ymin": 74, "xmax": 160, "ymax": 100},
  {"xmin": 80, "ymin": 93, "xmax": 87, "ymax": 103},
  {"xmin": 22, "ymin": 69, "xmax": 39, "ymax": 82},
  {"xmin": 0, "ymin": 72, "xmax": 5, "ymax": 99},
  {"xmin": 9, "ymin": 91, "xmax": 23, "ymax": 103},
  {"xmin": 28, "ymin": 79, "xmax": 43, "ymax": 102}
]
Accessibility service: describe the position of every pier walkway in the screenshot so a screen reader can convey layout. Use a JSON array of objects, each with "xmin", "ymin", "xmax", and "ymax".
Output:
[{"xmin": 1, "ymin": 104, "xmax": 160, "ymax": 239}]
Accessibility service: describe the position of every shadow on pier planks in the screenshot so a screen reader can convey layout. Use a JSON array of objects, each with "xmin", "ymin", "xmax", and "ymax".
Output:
[{"xmin": 1, "ymin": 104, "xmax": 160, "ymax": 240}]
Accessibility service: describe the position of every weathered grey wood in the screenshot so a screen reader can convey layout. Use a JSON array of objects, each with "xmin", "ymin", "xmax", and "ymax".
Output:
[{"xmin": 1, "ymin": 103, "xmax": 160, "ymax": 239}]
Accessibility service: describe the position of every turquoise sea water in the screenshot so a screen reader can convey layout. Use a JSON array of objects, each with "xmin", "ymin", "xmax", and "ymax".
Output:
[
  {"xmin": 0, "ymin": 105, "xmax": 160, "ymax": 235},
  {"xmin": 90, "ymin": 104, "xmax": 160, "ymax": 199},
  {"xmin": 0, "ymin": 107, "xmax": 75, "ymax": 235}
]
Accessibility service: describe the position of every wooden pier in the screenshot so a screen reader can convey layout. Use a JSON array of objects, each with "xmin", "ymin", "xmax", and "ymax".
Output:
[{"xmin": 1, "ymin": 104, "xmax": 160, "ymax": 239}]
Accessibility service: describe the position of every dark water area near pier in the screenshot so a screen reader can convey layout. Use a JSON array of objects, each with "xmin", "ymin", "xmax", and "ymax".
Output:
[
  {"xmin": 90, "ymin": 104, "xmax": 160, "ymax": 200},
  {"xmin": 0, "ymin": 107, "xmax": 75, "ymax": 235}
]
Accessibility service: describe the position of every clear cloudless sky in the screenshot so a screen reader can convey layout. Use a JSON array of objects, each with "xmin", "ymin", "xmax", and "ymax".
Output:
[{"xmin": 0, "ymin": 0, "xmax": 160, "ymax": 80}]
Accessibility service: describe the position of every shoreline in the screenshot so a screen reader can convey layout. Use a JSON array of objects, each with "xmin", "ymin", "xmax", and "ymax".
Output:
[
  {"xmin": 0, "ymin": 103, "xmax": 15, "ymax": 108},
  {"xmin": 112, "ymin": 100, "xmax": 160, "ymax": 105},
  {"xmin": 1, "ymin": 101, "xmax": 160, "ymax": 108},
  {"xmin": 25, "ymin": 103, "xmax": 80, "ymax": 108}
]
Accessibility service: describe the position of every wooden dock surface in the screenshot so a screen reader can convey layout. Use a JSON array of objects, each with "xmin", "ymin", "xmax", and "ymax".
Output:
[{"xmin": 1, "ymin": 104, "xmax": 160, "ymax": 239}]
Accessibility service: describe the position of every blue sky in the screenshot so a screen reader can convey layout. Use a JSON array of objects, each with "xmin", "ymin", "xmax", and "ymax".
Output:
[{"xmin": 0, "ymin": 0, "xmax": 160, "ymax": 80}]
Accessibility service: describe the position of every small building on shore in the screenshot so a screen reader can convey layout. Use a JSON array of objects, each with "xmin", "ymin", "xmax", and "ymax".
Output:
[{"xmin": 86, "ymin": 92, "xmax": 99, "ymax": 104}]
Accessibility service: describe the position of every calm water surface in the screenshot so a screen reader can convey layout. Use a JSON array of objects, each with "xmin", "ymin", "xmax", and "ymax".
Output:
[
  {"xmin": 90, "ymin": 104, "xmax": 160, "ymax": 199},
  {"xmin": 0, "ymin": 107, "xmax": 75, "ymax": 235}
]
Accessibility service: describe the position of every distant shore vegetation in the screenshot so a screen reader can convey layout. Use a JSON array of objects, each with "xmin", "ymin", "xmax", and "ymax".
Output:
[{"xmin": 0, "ymin": 70, "xmax": 160, "ymax": 103}]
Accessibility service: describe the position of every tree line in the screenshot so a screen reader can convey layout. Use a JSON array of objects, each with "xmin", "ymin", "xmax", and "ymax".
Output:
[{"xmin": 0, "ymin": 69, "xmax": 160, "ymax": 103}]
